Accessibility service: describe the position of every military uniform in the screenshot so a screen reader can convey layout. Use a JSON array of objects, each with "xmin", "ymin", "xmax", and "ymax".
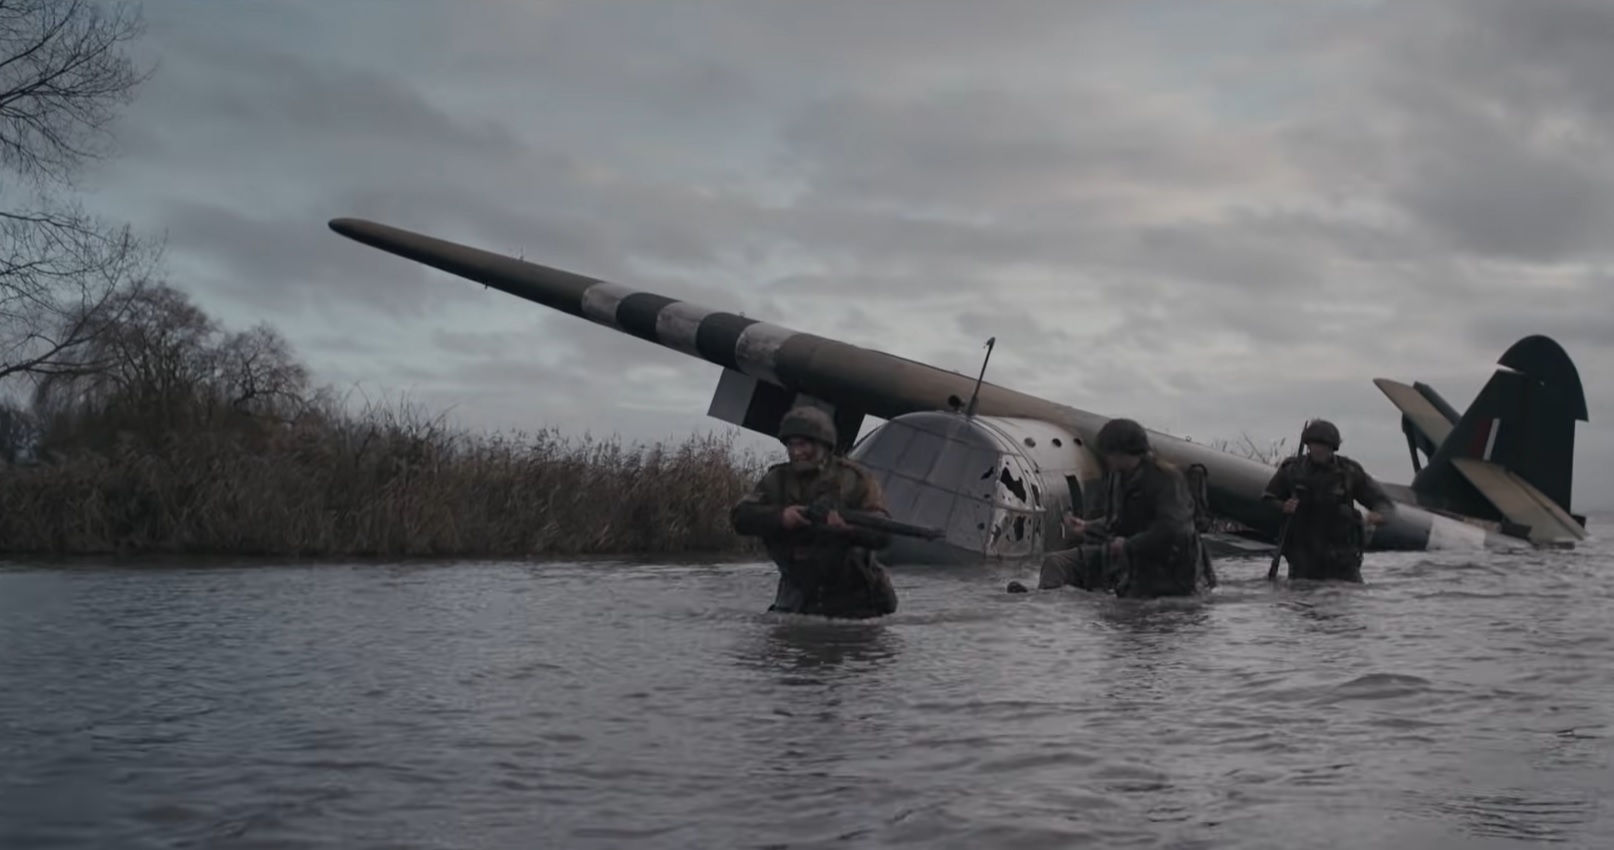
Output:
[
  {"xmin": 1262, "ymin": 419, "xmax": 1395, "ymax": 583},
  {"xmin": 1036, "ymin": 418, "xmax": 1213, "ymax": 599},
  {"xmin": 730, "ymin": 406, "xmax": 900, "ymax": 619}
]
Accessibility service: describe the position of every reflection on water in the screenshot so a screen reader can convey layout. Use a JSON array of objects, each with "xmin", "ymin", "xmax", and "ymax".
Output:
[
  {"xmin": 743, "ymin": 617, "xmax": 905, "ymax": 679},
  {"xmin": 1, "ymin": 535, "xmax": 1613, "ymax": 849},
  {"xmin": 1094, "ymin": 595, "xmax": 1214, "ymax": 635}
]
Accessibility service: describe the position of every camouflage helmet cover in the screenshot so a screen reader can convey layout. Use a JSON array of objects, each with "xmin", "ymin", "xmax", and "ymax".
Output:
[
  {"xmin": 1096, "ymin": 417, "xmax": 1150, "ymax": 455},
  {"xmin": 778, "ymin": 405, "xmax": 837, "ymax": 448},
  {"xmin": 1302, "ymin": 419, "xmax": 1342, "ymax": 449}
]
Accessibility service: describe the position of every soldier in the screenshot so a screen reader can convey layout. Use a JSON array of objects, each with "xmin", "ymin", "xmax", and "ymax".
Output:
[
  {"xmin": 729, "ymin": 405, "xmax": 899, "ymax": 619},
  {"xmin": 1014, "ymin": 417, "xmax": 1213, "ymax": 599},
  {"xmin": 1262, "ymin": 418, "xmax": 1396, "ymax": 583}
]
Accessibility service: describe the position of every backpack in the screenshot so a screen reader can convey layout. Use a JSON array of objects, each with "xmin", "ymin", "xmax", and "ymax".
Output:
[{"xmin": 1184, "ymin": 463, "xmax": 1213, "ymax": 533}]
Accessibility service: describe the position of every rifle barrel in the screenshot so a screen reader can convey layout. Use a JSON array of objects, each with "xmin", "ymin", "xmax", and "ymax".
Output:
[{"xmin": 805, "ymin": 508, "xmax": 947, "ymax": 540}]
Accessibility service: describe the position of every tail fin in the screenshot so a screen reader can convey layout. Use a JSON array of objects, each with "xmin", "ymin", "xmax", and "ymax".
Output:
[{"xmin": 1398, "ymin": 335, "xmax": 1589, "ymax": 544}]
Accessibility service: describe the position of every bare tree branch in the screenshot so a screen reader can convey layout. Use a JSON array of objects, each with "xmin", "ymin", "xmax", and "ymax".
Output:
[
  {"xmin": 0, "ymin": 0, "xmax": 150, "ymax": 188},
  {"xmin": 0, "ymin": 0, "xmax": 160, "ymax": 391}
]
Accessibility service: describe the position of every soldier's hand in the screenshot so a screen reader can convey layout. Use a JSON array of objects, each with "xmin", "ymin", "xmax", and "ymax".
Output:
[
  {"xmin": 825, "ymin": 509, "xmax": 848, "ymax": 528},
  {"xmin": 1364, "ymin": 510, "xmax": 1383, "ymax": 526},
  {"xmin": 781, "ymin": 505, "xmax": 809, "ymax": 529},
  {"xmin": 1108, "ymin": 537, "xmax": 1126, "ymax": 557},
  {"xmin": 1283, "ymin": 497, "xmax": 1299, "ymax": 514},
  {"xmin": 1062, "ymin": 511, "xmax": 1086, "ymax": 535}
]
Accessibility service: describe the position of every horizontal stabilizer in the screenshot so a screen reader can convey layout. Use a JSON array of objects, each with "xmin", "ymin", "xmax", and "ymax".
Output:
[
  {"xmin": 1375, "ymin": 377, "xmax": 1455, "ymax": 446},
  {"xmin": 1449, "ymin": 457, "xmax": 1586, "ymax": 545}
]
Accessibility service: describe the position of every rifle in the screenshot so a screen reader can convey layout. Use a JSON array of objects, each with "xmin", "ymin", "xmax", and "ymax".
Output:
[
  {"xmin": 799, "ymin": 505, "xmax": 947, "ymax": 540},
  {"xmin": 1267, "ymin": 426, "xmax": 1311, "ymax": 581}
]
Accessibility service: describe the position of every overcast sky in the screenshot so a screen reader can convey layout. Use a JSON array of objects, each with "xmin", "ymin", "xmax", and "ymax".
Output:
[{"xmin": 72, "ymin": 0, "xmax": 1614, "ymax": 510}]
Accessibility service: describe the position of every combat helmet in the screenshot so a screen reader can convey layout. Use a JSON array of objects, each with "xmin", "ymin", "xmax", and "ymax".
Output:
[
  {"xmin": 1096, "ymin": 417, "xmax": 1150, "ymax": 456},
  {"xmin": 778, "ymin": 405, "xmax": 837, "ymax": 449},
  {"xmin": 1301, "ymin": 419, "xmax": 1341, "ymax": 450}
]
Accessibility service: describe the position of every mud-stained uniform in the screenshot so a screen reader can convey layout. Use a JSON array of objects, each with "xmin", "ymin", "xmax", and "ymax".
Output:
[
  {"xmin": 1038, "ymin": 455, "xmax": 1212, "ymax": 599},
  {"xmin": 730, "ymin": 457, "xmax": 899, "ymax": 619},
  {"xmin": 1262, "ymin": 454, "xmax": 1394, "ymax": 582}
]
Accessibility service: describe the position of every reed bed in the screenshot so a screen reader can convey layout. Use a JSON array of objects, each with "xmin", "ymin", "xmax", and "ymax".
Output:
[{"xmin": 0, "ymin": 400, "xmax": 773, "ymax": 558}]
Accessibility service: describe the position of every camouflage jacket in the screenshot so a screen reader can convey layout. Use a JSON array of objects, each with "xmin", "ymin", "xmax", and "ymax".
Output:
[
  {"xmin": 1084, "ymin": 455, "xmax": 1206, "ymax": 596},
  {"xmin": 1262, "ymin": 454, "xmax": 1395, "ymax": 542},
  {"xmin": 730, "ymin": 456, "xmax": 897, "ymax": 617},
  {"xmin": 730, "ymin": 457, "xmax": 892, "ymax": 557}
]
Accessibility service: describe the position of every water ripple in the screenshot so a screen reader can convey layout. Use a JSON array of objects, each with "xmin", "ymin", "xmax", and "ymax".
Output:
[{"xmin": 2, "ymin": 531, "xmax": 1614, "ymax": 848}]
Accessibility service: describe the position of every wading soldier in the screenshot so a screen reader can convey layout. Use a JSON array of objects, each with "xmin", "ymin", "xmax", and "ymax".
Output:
[
  {"xmin": 730, "ymin": 405, "xmax": 899, "ymax": 619},
  {"xmin": 1016, "ymin": 418, "xmax": 1213, "ymax": 598},
  {"xmin": 1262, "ymin": 418, "xmax": 1396, "ymax": 583}
]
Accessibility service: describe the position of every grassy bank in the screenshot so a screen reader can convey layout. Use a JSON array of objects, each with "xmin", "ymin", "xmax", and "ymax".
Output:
[
  {"xmin": 0, "ymin": 283, "xmax": 765, "ymax": 559},
  {"xmin": 0, "ymin": 404, "xmax": 773, "ymax": 559}
]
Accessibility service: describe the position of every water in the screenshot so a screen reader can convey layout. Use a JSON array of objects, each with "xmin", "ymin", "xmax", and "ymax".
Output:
[{"xmin": 2, "ymin": 527, "xmax": 1613, "ymax": 849}]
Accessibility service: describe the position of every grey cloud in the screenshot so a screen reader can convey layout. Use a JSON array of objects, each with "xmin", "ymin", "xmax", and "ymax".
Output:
[
  {"xmin": 422, "ymin": 311, "xmax": 724, "ymax": 407},
  {"xmin": 1122, "ymin": 220, "xmax": 1326, "ymax": 296},
  {"xmin": 431, "ymin": 328, "xmax": 523, "ymax": 360},
  {"xmin": 1465, "ymin": 296, "xmax": 1614, "ymax": 363},
  {"xmin": 466, "ymin": 0, "xmax": 1136, "ymax": 98},
  {"xmin": 160, "ymin": 190, "xmax": 597, "ymax": 323},
  {"xmin": 398, "ymin": 335, "xmax": 725, "ymax": 446},
  {"xmin": 1385, "ymin": 102, "xmax": 1614, "ymax": 262},
  {"xmin": 954, "ymin": 308, "xmax": 1080, "ymax": 348},
  {"xmin": 124, "ymin": 8, "xmax": 522, "ymax": 161},
  {"xmin": 831, "ymin": 307, "xmax": 890, "ymax": 340},
  {"xmin": 71, "ymin": 1, "xmax": 1614, "ymax": 509},
  {"xmin": 181, "ymin": 48, "xmax": 519, "ymax": 156},
  {"xmin": 304, "ymin": 335, "xmax": 374, "ymax": 356},
  {"xmin": 333, "ymin": 181, "xmax": 641, "ymax": 287},
  {"xmin": 753, "ymin": 92, "xmax": 1448, "ymax": 316},
  {"xmin": 1399, "ymin": 0, "xmax": 1614, "ymax": 124},
  {"xmin": 161, "ymin": 199, "xmax": 444, "ymax": 321},
  {"xmin": 441, "ymin": 3, "xmax": 762, "ymax": 123},
  {"xmin": 1284, "ymin": 0, "xmax": 1614, "ymax": 264},
  {"xmin": 779, "ymin": 87, "xmax": 1261, "ymax": 213},
  {"xmin": 119, "ymin": 2, "xmax": 1397, "ymax": 335}
]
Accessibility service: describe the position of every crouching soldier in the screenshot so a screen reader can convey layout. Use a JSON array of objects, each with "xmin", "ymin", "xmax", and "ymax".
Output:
[
  {"xmin": 1262, "ymin": 418, "xmax": 1395, "ymax": 583},
  {"xmin": 1013, "ymin": 418, "xmax": 1212, "ymax": 599},
  {"xmin": 730, "ymin": 405, "xmax": 899, "ymax": 619}
]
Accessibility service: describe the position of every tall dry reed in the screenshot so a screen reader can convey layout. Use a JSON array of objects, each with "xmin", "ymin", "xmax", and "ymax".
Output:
[{"xmin": 0, "ymin": 399, "xmax": 775, "ymax": 558}]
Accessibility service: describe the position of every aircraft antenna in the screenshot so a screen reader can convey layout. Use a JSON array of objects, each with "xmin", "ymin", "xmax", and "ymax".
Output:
[{"xmin": 963, "ymin": 336, "xmax": 996, "ymax": 418}]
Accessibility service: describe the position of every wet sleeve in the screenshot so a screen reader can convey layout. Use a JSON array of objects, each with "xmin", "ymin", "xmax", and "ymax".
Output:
[
  {"xmin": 1124, "ymin": 470, "xmax": 1196, "ymax": 555},
  {"xmin": 1352, "ymin": 466, "xmax": 1396, "ymax": 513},
  {"xmin": 1261, "ymin": 463, "xmax": 1292, "ymax": 504},
  {"xmin": 730, "ymin": 469, "xmax": 786, "ymax": 537}
]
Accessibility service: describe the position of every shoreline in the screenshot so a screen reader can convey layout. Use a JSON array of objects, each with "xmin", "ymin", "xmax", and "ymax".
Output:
[{"xmin": 0, "ymin": 550, "xmax": 773, "ymax": 569}]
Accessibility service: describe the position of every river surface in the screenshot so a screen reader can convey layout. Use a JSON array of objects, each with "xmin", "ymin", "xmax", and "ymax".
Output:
[{"xmin": 3, "ymin": 522, "xmax": 1613, "ymax": 849}]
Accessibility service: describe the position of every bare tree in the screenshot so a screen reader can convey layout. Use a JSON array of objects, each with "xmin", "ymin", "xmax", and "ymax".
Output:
[
  {"xmin": 214, "ymin": 323, "xmax": 311, "ymax": 417},
  {"xmin": 0, "ymin": 0, "xmax": 161, "ymax": 385},
  {"xmin": 31, "ymin": 281, "xmax": 213, "ymax": 415},
  {"xmin": 32, "ymin": 282, "xmax": 314, "ymax": 432}
]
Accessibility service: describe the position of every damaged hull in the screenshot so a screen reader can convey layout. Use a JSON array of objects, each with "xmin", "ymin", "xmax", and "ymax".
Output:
[{"xmin": 846, "ymin": 410, "xmax": 1493, "ymax": 567}]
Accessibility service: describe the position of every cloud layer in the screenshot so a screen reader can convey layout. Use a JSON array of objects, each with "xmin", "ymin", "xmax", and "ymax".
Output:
[{"xmin": 71, "ymin": 0, "xmax": 1614, "ymax": 508}]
